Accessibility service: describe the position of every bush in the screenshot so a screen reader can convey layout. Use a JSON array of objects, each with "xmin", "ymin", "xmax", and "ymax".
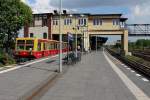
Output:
[{"xmin": 0, "ymin": 52, "xmax": 16, "ymax": 66}]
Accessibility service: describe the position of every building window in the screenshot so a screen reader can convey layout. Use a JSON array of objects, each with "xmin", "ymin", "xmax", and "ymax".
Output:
[
  {"xmin": 30, "ymin": 21, "xmax": 34, "ymax": 27},
  {"xmin": 30, "ymin": 33, "xmax": 34, "ymax": 38},
  {"xmin": 64, "ymin": 18, "xmax": 72, "ymax": 25},
  {"xmin": 120, "ymin": 22, "xmax": 125, "ymax": 28},
  {"xmin": 34, "ymin": 15, "xmax": 42, "ymax": 21},
  {"xmin": 53, "ymin": 19, "xmax": 58, "ymax": 25},
  {"xmin": 84, "ymin": 19, "xmax": 87, "ymax": 26},
  {"xmin": 113, "ymin": 19, "xmax": 119, "ymax": 25},
  {"xmin": 34, "ymin": 15, "xmax": 42, "ymax": 26},
  {"xmin": 42, "ymin": 18, "xmax": 47, "ymax": 26},
  {"xmin": 93, "ymin": 18, "xmax": 102, "ymax": 25},
  {"xmin": 43, "ymin": 33, "xmax": 47, "ymax": 39},
  {"xmin": 78, "ymin": 18, "xmax": 86, "ymax": 26}
]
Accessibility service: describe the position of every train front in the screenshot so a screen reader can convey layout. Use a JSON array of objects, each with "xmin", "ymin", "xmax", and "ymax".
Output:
[{"xmin": 14, "ymin": 38, "xmax": 36, "ymax": 58}]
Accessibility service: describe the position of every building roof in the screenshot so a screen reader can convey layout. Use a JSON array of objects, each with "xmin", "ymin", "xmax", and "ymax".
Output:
[
  {"xmin": 32, "ymin": 13, "xmax": 127, "ymax": 21},
  {"xmin": 33, "ymin": 13, "xmax": 53, "ymax": 15},
  {"xmin": 120, "ymin": 18, "xmax": 128, "ymax": 21},
  {"xmin": 32, "ymin": 13, "xmax": 122, "ymax": 17},
  {"xmin": 89, "ymin": 14, "xmax": 122, "ymax": 16}
]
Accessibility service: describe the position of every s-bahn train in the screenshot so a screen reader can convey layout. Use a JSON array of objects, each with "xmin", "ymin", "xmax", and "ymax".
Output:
[{"xmin": 14, "ymin": 38, "xmax": 68, "ymax": 59}]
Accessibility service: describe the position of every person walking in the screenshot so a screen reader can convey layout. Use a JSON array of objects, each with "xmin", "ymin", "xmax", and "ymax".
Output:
[{"xmin": 77, "ymin": 45, "xmax": 81, "ymax": 61}]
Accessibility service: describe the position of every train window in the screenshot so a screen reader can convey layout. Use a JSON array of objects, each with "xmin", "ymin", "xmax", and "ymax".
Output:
[
  {"xmin": 52, "ymin": 43, "xmax": 55, "ymax": 49},
  {"xmin": 56, "ymin": 43, "xmax": 58, "ymax": 49},
  {"xmin": 62, "ymin": 43, "xmax": 63, "ymax": 49},
  {"xmin": 43, "ymin": 42, "xmax": 48, "ymax": 50},
  {"xmin": 17, "ymin": 40, "xmax": 25, "ymax": 45},
  {"xmin": 63, "ymin": 43, "xmax": 64, "ymax": 49},
  {"xmin": 43, "ymin": 43, "xmax": 46, "ymax": 50},
  {"xmin": 55, "ymin": 43, "xmax": 57, "ymax": 49},
  {"xmin": 54, "ymin": 43, "xmax": 56, "ymax": 49},
  {"xmin": 50, "ymin": 43, "xmax": 52, "ymax": 50},
  {"xmin": 52, "ymin": 43, "xmax": 54, "ymax": 49},
  {"xmin": 47, "ymin": 43, "xmax": 49, "ymax": 50},
  {"xmin": 17, "ymin": 46, "xmax": 24, "ymax": 50},
  {"xmin": 48, "ymin": 43, "xmax": 50, "ymax": 49},
  {"xmin": 38, "ymin": 43, "xmax": 41, "ymax": 51},
  {"xmin": 57, "ymin": 43, "xmax": 59, "ymax": 49},
  {"xmin": 26, "ymin": 46, "xmax": 33, "ymax": 50},
  {"xmin": 26, "ymin": 40, "xmax": 34, "ymax": 44},
  {"xmin": 26, "ymin": 40, "xmax": 34, "ymax": 50},
  {"xmin": 17, "ymin": 40, "xmax": 25, "ymax": 50},
  {"xmin": 50, "ymin": 43, "xmax": 52, "ymax": 49}
]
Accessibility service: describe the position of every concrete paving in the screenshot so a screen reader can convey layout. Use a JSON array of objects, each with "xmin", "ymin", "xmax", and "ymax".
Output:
[
  {"xmin": 0, "ymin": 54, "xmax": 66, "ymax": 100},
  {"xmin": 41, "ymin": 51, "xmax": 137, "ymax": 100},
  {"xmin": 106, "ymin": 51, "xmax": 150, "ymax": 97}
]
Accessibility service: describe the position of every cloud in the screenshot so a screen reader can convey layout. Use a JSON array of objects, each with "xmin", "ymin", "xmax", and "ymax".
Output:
[
  {"xmin": 50, "ymin": 0, "xmax": 147, "ymax": 8},
  {"xmin": 126, "ymin": 1, "xmax": 150, "ymax": 23},
  {"xmin": 26, "ymin": 0, "xmax": 55, "ymax": 13},
  {"xmin": 24, "ymin": 0, "xmax": 150, "ymax": 23}
]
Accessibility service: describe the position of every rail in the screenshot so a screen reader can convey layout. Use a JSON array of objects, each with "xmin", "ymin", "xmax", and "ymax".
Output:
[
  {"xmin": 106, "ymin": 48, "xmax": 150, "ymax": 78},
  {"xmin": 132, "ymin": 51, "xmax": 150, "ymax": 62}
]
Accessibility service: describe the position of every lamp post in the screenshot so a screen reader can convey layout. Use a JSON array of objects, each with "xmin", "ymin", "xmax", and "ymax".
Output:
[
  {"xmin": 59, "ymin": 0, "xmax": 62, "ymax": 73},
  {"xmin": 71, "ymin": 14, "xmax": 87, "ymax": 56},
  {"xmin": 71, "ymin": 15, "xmax": 78, "ymax": 57},
  {"xmin": 80, "ymin": 26, "xmax": 84, "ymax": 55},
  {"xmin": 96, "ymin": 35, "xmax": 97, "ymax": 52},
  {"xmin": 75, "ymin": 19, "xmax": 78, "ymax": 57},
  {"xmin": 81, "ymin": 25, "xmax": 88, "ymax": 54}
]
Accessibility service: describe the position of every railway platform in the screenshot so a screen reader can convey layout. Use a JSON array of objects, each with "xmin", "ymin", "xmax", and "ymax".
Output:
[
  {"xmin": 0, "ymin": 54, "xmax": 67, "ymax": 100},
  {"xmin": 41, "ymin": 51, "xmax": 150, "ymax": 100},
  {"xmin": 0, "ymin": 51, "xmax": 149, "ymax": 100}
]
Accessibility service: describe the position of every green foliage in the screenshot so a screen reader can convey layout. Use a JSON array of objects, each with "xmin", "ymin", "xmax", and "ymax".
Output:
[
  {"xmin": 114, "ymin": 43, "xmax": 121, "ymax": 48},
  {"xmin": 129, "ymin": 39, "xmax": 150, "ymax": 50},
  {"xmin": 0, "ymin": 0, "xmax": 32, "ymax": 52},
  {"xmin": 0, "ymin": 51, "xmax": 16, "ymax": 66},
  {"xmin": 136, "ymin": 39, "xmax": 150, "ymax": 47}
]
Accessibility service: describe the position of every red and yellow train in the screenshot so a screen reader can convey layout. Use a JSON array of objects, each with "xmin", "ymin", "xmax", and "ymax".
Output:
[{"xmin": 14, "ymin": 38, "xmax": 68, "ymax": 59}]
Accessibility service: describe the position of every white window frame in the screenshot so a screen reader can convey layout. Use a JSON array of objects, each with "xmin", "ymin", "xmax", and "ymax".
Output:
[
  {"xmin": 78, "ymin": 18, "xmax": 87, "ymax": 26},
  {"xmin": 113, "ymin": 19, "xmax": 120, "ymax": 26},
  {"xmin": 64, "ymin": 18, "xmax": 72, "ymax": 25},
  {"xmin": 93, "ymin": 18, "xmax": 102, "ymax": 26}
]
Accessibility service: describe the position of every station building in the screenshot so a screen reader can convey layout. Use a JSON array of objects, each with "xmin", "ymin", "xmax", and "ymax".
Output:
[{"xmin": 24, "ymin": 12, "xmax": 128, "ymax": 54}]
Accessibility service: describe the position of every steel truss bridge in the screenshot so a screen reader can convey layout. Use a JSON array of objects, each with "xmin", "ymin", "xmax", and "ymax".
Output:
[{"xmin": 127, "ymin": 24, "xmax": 150, "ymax": 36}]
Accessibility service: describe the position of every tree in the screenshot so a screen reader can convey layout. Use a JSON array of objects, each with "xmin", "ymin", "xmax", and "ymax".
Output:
[{"xmin": 0, "ymin": 0, "xmax": 32, "ymax": 53}]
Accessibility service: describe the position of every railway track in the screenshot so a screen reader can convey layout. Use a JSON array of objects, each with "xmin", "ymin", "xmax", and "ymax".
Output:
[
  {"xmin": 132, "ymin": 51, "xmax": 150, "ymax": 62},
  {"xmin": 106, "ymin": 48, "xmax": 150, "ymax": 78}
]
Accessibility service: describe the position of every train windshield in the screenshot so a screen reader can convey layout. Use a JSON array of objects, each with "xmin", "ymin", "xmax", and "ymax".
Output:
[
  {"xmin": 26, "ymin": 40, "xmax": 34, "ymax": 50},
  {"xmin": 17, "ymin": 40, "xmax": 25, "ymax": 50},
  {"xmin": 17, "ymin": 40, "xmax": 34, "ymax": 51}
]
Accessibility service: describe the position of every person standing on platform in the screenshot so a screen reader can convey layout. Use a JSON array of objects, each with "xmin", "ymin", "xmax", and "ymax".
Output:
[{"xmin": 77, "ymin": 45, "xmax": 81, "ymax": 61}]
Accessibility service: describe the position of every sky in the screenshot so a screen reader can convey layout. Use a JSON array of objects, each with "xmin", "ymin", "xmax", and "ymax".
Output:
[{"xmin": 21, "ymin": 0, "xmax": 150, "ymax": 42}]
